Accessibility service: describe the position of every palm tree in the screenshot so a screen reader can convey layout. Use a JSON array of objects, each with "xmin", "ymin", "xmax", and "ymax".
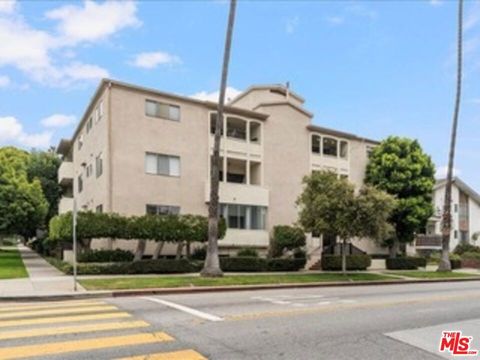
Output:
[
  {"xmin": 438, "ymin": 0, "xmax": 463, "ymax": 272},
  {"xmin": 201, "ymin": 0, "xmax": 237, "ymax": 277}
]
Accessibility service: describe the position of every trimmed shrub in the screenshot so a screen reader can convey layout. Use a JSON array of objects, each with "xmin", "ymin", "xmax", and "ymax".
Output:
[
  {"xmin": 460, "ymin": 251, "xmax": 480, "ymax": 261},
  {"xmin": 453, "ymin": 243, "xmax": 480, "ymax": 256},
  {"xmin": 385, "ymin": 257, "xmax": 425, "ymax": 270},
  {"xmin": 267, "ymin": 258, "xmax": 306, "ymax": 271},
  {"xmin": 293, "ymin": 248, "xmax": 307, "ymax": 259},
  {"xmin": 191, "ymin": 246, "xmax": 207, "ymax": 260},
  {"xmin": 321, "ymin": 255, "xmax": 371, "ymax": 271},
  {"xmin": 459, "ymin": 252, "xmax": 480, "ymax": 268},
  {"xmin": 220, "ymin": 257, "xmax": 267, "ymax": 272},
  {"xmin": 271, "ymin": 225, "xmax": 306, "ymax": 257},
  {"xmin": 450, "ymin": 254, "xmax": 462, "ymax": 269},
  {"xmin": 77, "ymin": 249, "xmax": 134, "ymax": 263},
  {"xmin": 236, "ymin": 248, "xmax": 259, "ymax": 258}
]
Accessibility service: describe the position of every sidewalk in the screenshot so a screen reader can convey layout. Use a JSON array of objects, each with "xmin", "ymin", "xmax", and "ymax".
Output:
[{"xmin": 0, "ymin": 245, "xmax": 85, "ymax": 297}]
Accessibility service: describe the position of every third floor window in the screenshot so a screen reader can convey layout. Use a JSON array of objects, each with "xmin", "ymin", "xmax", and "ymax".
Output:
[{"xmin": 145, "ymin": 100, "xmax": 180, "ymax": 121}]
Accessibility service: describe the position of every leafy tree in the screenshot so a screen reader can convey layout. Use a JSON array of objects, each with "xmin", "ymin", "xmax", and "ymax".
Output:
[
  {"xmin": 0, "ymin": 147, "xmax": 48, "ymax": 239},
  {"xmin": 365, "ymin": 136, "xmax": 435, "ymax": 258},
  {"xmin": 27, "ymin": 149, "xmax": 62, "ymax": 224},
  {"xmin": 270, "ymin": 225, "xmax": 306, "ymax": 258},
  {"xmin": 297, "ymin": 171, "xmax": 395, "ymax": 274}
]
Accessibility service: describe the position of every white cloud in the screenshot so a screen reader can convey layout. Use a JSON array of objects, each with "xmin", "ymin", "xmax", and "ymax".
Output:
[
  {"xmin": 436, "ymin": 166, "xmax": 461, "ymax": 179},
  {"xmin": 41, "ymin": 114, "xmax": 76, "ymax": 128},
  {"xmin": 465, "ymin": 1, "xmax": 480, "ymax": 31},
  {"xmin": 190, "ymin": 87, "xmax": 242, "ymax": 103},
  {"xmin": 0, "ymin": 0, "xmax": 16, "ymax": 14},
  {"xmin": 429, "ymin": 0, "xmax": 443, "ymax": 7},
  {"xmin": 0, "ymin": 75, "xmax": 10, "ymax": 87},
  {"xmin": 0, "ymin": 116, "xmax": 52, "ymax": 148},
  {"xmin": 46, "ymin": 0, "xmax": 140, "ymax": 45},
  {"xmin": 61, "ymin": 62, "xmax": 109, "ymax": 82},
  {"xmin": 346, "ymin": 4, "xmax": 378, "ymax": 20},
  {"xmin": 130, "ymin": 51, "xmax": 181, "ymax": 69},
  {"xmin": 285, "ymin": 16, "xmax": 299, "ymax": 34},
  {"xmin": 326, "ymin": 16, "xmax": 345, "ymax": 26}
]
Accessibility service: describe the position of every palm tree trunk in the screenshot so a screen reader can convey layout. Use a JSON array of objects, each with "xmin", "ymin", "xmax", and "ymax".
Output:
[
  {"xmin": 152, "ymin": 241, "xmax": 165, "ymax": 260},
  {"xmin": 438, "ymin": 0, "xmax": 463, "ymax": 272},
  {"xmin": 201, "ymin": 0, "xmax": 237, "ymax": 277},
  {"xmin": 134, "ymin": 239, "xmax": 146, "ymax": 262}
]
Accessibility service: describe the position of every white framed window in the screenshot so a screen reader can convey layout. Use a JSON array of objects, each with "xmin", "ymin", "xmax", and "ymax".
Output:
[
  {"xmin": 145, "ymin": 152, "xmax": 180, "ymax": 177},
  {"xmin": 312, "ymin": 134, "xmax": 321, "ymax": 154},
  {"xmin": 323, "ymin": 137, "xmax": 338, "ymax": 157},
  {"xmin": 220, "ymin": 204, "xmax": 267, "ymax": 230},
  {"xmin": 95, "ymin": 154, "xmax": 103, "ymax": 178},
  {"xmin": 340, "ymin": 140, "xmax": 348, "ymax": 159},
  {"xmin": 145, "ymin": 100, "xmax": 180, "ymax": 121},
  {"xmin": 146, "ymin": 204, "xmax": 180, "ymax": 215},
  {"xmin": 78, "ymin": 135, "xmax": 84, "ymax": 150},
  {"xmin": 86, "ymin": 117, "xmax": 93, "ymax": 133}
]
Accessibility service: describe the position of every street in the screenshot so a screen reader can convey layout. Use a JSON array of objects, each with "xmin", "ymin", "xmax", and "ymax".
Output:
[{"xmin": 1, "ymin": 281, "xmax": 480, "ymax": 359}]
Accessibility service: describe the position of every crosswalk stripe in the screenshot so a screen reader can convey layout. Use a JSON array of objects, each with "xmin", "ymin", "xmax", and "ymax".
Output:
[
  {"xmin": 0, "ymin": 311, "xmax": 130, "ymax": 328},
  {"xmin": 0, "ymin": 305, "xmax": 119, "ymax": 320},
  {"xmin": 0, "ymin": 300, "xmax": 105, "ymax": 313},
  {"xmin": 0, "ymin": 331, "xmax": 174, "ymax": 360},
  {"xmin": 0, "ymin": 320, "xmax": 150, "ymax": 341},
  {"xmin": 117, "ymin": 349, "xmax": 208, "ymax": 360}
]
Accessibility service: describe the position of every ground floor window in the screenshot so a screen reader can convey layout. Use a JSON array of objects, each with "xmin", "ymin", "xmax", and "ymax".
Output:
[
  {"xmin": 146, "ymin": 204, "xmax": 180, "ymax": 215},
  {"xmin": 220, "ymin": 204, "xmax": 267, "ymax": 230}
]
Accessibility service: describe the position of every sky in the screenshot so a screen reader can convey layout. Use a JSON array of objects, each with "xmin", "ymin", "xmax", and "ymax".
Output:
[{"xmin": 0, "ymin": 0, "xmax": 479, "ymax": 190}]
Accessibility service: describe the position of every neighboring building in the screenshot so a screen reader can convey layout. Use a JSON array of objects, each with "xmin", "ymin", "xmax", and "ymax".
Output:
[
  {"xmin": 56, "ymin": 79, "xmax": 380, "ymax": 258},
  {"xmin": 415, "ymin": 177, "xmax": 480, "ymax": 253}
]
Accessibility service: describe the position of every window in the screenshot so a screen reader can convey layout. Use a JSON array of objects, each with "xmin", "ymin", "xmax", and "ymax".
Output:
[
  {"xmin": 312, "ymin": 135, "xmax": 321, "ymax": 154},
  {"xmin": 78, "ymin": 135, "xmax": 83, "ymax": 150},
  {"xmin": 250, "ymin": 122, "xmax": 261, "ymax": 143},
  {"xmin": 86, "ymin": 117, "xmax": 93, "ymax": 133},
  {"xmin": 146, "ymin": 204, "xmax": 180, "ymax": 215},
  {"xmin": 220, "ymin": 204, "xmax": 267, "ymax": 230},
  {"xmin": 86, "ymin": 164, "xmax": 92, "ymax": 177},
  {"xmin": 366, "ymin": 145, "xmax": 375, "ymax": 158},
  {"xmin": 210, "ymin": 113, "xmax": 223, "ymax": 135},
  {"xmin": 78, "ymin": 175, "xmax": 83, "ymax": 193},
  {"xmin": 454, "ymin": 204, "xmax": 458, "ymax": 213},
  {"xmin": 96, "ymin": 205, "xmax": 103, "ymax": 213},
  {"xmin": 95, "ymin": 155, "xmax": 103, "ymax": 178},
  {"xmin": 323, "ymin": 137, "xmax": 338, "ymax": 156},
  {"xmin": 145, "ymin": 152, "xmax": 180, "ymax": 177},
  {"xmin": 454, "ymin": 230, "xmax": 458, "ymax": 239},
  {"xmin": 226, "ymin": 117, "xmax": 247, "ymax": 140},
  {"xmin": 145, "ymin": 100, "xmax": 180, "ymax": 121},
  {"xmin": 99, "ymin": 100, "xmax": 104, "ymax": 119},
  {"xmin": 340, "ymin": 141, "xmax": 348, "ymax": 159}
]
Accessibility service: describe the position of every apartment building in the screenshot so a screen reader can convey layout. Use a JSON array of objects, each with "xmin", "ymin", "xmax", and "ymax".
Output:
[
  {"xmin": 415, "ymin": 177, "xmax": 480, "ymax": 253},
  {"xmin": 57, "ymin": 79, "xmax": 380, "ymax": 257}
]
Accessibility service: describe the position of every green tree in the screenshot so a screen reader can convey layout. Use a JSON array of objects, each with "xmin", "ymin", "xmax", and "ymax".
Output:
[
  {"xmin": 365, "ymin": 136, "xmax": 435, "ymax": 258},
  {"xmin": 297, "ymin": 171, "xmax": 395, "ymax": 274},
  {"xmin": 0, "ymin": 147, "xmax": 48, "ymax": 239},
  {"xmin": 27, "ymin": 149, "xmax": 62, "ymax": 224}
]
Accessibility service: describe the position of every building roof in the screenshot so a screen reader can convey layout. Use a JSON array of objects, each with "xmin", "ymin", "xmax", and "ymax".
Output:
[
  {"xmin": 435, "ymin": 177, "xmax": 480, "ymax": 205},
  {"xmin": 307, "ymin": 124, "xmax": 379, "ymax": 144},
  {"xmin": 229, "ymin": 84, "xmax": 305, "ymax": 105}
]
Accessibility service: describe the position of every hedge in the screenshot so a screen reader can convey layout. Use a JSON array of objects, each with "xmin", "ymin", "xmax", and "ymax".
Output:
[
  {"xmin": 48, "ymin": 212, "xmax": 226, "ymax": 245},
  {"xmin": 321, "ymin": 255, "xmax": 371, "ymax": 271},
  {"xmin": 236, "ymin": 248, "xmax": 259, "ymax": 258},
  {"xmin": 219, "ymin": 257, "xmax": 307, "ymax": 272},
  {"xmin": 77, "ymin": 249, "xmax": 134, "ymax": 263},
  {"xmin": 47, "ymin": 258, "xmax": 201, "ymax": 275},
  {"xmin": 386, "ymin": 257, "xmax": 426, "ymax": 270},
  {"xmin": 453, "ymin": 243, "xmax": 480, "ymax": 256}
]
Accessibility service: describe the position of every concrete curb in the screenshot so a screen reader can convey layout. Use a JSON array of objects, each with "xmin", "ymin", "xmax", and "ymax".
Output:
[{"xmin": 2, "ymin": 276, "xmax": 480, "ymax": 302}]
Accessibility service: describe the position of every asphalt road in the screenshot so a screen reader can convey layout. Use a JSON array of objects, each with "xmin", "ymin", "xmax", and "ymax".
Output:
[{"xmin": 2, "ymin": 281, "xmax": 480, "ymax": 359}]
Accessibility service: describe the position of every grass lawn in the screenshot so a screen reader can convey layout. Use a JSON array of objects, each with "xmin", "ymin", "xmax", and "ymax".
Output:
[
  {"xmin": 80, "ymin": 273, "xmax": 395, "ymax": 290},
  {"xmin": 387, "ymin": 271, "xmax": 480, "ymax": 279},
  {"xmin": 0, "ymin": 248, "xmax": 28, "ymax": 279}
]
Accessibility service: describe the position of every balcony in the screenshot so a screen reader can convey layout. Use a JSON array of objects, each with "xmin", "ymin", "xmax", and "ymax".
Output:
[
  {"xmin": 58, "ymin": 197, "xmax": 73, "ymax": 214},
  {"xmin": 415, "ymin": 234, "xmax": 442, "ymax": 248},
  {"xmin": 58, "ymin": 161, "xmax": 73, "ymax": 186},
  {"xmin": 205, "ymin": 181, "xmax": 269, "ymax": 207}
]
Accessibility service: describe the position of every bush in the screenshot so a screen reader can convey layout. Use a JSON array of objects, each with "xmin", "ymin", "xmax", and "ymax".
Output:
[
  {"xmin": 77, "ymin": 249, "xmax": 134, "ymax": 263},
  {"xmin": 220, "ymin": 257, "xmax": 267, "ymax": 272},
  {"xmin": 236, "ymin": 248, "xmax": 259, "ymax": 258},
  {"xmin": 191, "ymin": 246, "xmax": 206, "ymax": 260},
  {"xmin": 453, "ymin": 243, "xmax": 480, "ymax": 255},
  {"xmin": 460, "ymin": 252, "xmax": 480, "ymax": 261},
  {"xmin": 321, "ymin": 255, "xmax": 371, "ymax": 271},
  {"xmin": 450, "ymin": 254, "xmax": 462, "ymax": 269},
  {"xmin": 386, "ymin": 257, "xmax": 425, "ymax": 270},
  {"xmin": 293, "ymin": 248, "xmax": 306, "ymax": 259},
  {"xmin": 267, "ymin": 258, "xmax": 306, "ymax": 271},
  {"xmin": 271, "ymin": 225, "xmax": 306, "ymax": 257}
]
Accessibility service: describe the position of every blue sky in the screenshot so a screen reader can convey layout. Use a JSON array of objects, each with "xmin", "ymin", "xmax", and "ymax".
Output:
[{"xmin": 0, "ymin": 0, "xmax": 479, "ymax": 189}]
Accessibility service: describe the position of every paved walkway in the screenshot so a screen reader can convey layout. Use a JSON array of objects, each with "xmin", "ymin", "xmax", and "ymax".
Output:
[{"xmin": 0, "ymin": 245, "xmax": 84, "ymax": 297}]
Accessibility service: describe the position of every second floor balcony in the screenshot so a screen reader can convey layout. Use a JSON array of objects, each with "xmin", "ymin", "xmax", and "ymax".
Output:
[
  {"xmin": 415, "ymin": 234, "xmax": 442, "ymax": 248},
  {"xmin": 58, "ymin": 161, "xmax": 74, "ymax": 186}
]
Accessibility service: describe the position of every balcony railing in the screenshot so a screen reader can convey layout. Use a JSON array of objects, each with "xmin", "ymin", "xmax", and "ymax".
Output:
[{"xmin": 415, "ymin": 234, "xmax": 442, "ymax": 248}]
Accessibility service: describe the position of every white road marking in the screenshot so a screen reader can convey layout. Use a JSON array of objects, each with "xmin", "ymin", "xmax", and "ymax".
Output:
[{"xmin": 142, "ymin": 297, "xmax": 224, "ymax": 322}]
